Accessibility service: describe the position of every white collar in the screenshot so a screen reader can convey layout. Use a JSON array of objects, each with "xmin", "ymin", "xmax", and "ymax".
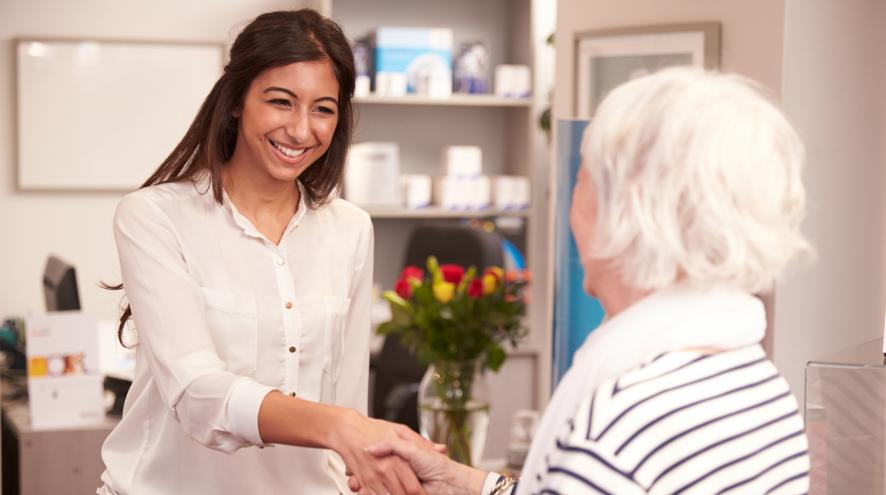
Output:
[
  {"xmin": 220, "ymin": 180, "xmax": 308, "ymax": 242},
  {"xmin": 189, "ymin": 171, "xmax": 307, "ymax": 243},
  {"xmin": 518, "ymin": 284, "xmax": 766, "ymax": 494},
  {"xmin": 572, "ymin": 284, "xmax": 766, "ymax": 377}
]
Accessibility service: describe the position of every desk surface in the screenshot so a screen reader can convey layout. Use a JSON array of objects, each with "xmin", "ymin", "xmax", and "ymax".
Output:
[{"xmin": 3, "ymin": 400, "xmax": 118, "ymax": 436}]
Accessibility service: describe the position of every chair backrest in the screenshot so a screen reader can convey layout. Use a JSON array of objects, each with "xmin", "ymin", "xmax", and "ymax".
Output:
[
  {"xmin": 403, "ymin": 224, "xmax": 504, "ymax": 270},
  {"xmin": 371, "ymin": 224, "xmax": 504, "ymax": 430}
]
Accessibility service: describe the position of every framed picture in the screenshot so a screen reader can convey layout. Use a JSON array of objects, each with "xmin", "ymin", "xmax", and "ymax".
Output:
[{"xmin": 574, "ymin": 23, "xmax": 720, "ymax": 117}]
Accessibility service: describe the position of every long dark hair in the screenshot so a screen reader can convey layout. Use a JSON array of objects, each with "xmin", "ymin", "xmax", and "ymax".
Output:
[{"xmin": 106, "ymin": 9, "xmax": 356, "ymax": 345}]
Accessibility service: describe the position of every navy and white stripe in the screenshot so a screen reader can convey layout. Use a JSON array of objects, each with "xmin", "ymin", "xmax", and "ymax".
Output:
[{"xmin": 537, "ymin": 346, "xmax": 809, "ymax": 494}]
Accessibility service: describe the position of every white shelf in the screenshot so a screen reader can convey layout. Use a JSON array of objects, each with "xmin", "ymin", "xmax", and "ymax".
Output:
[
  {"xmin": 355, "ymin": 93, "xmax": 532, "ymax": 107},
  {"xmin": 365, "ymin": 207, "xmax": 529, "ymax": 219}
]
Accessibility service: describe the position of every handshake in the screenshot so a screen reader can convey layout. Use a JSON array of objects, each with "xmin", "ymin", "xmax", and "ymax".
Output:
[{"xmin": 334, "ymin": 412, "xmax": 491, "ymax": 495}]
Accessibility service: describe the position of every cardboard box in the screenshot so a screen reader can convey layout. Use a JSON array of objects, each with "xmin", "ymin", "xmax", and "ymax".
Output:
[
  {"xmin": 373, "ymin": 27, "xmax": 453, "ymax": 97},
  {"xmin": 444, "ymin": 145, "xmax": 483, "ymax": 178},
  {"xmin": 401, "ymin": 174, "xmax": 432, "ymax": 209},
  {"xmin": 345, "ymin": 142, "xmax": 401, "ymax": 206}
]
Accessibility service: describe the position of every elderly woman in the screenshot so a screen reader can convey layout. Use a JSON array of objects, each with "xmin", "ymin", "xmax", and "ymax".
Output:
[{"xmin": 350, "ymin": 67, "xmax": 812, "ymax": 495}]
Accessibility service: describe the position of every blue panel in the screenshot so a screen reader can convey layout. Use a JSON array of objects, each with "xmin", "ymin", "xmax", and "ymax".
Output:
[{"xmin": 552, "ymin": 119, "xmax": 606, "ymax": 387}]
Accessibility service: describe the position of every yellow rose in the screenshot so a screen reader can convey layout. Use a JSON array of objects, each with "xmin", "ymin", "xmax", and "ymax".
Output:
[
  {"xmin": 482, "ymin": 274, "xmax": 497, "ymax": 295},
  {"xmin": 486, "ymin": 267, "xmax": 504, "ymax": 281},
  {"xmin": 433, "ymin": 281, "xmax": 455, "ymax": 303}
]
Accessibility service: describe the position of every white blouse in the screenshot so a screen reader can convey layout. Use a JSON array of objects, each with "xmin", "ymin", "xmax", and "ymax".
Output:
[{"xmin": 99, "ymin": 177, "xmax": 373, "ymax": 494}]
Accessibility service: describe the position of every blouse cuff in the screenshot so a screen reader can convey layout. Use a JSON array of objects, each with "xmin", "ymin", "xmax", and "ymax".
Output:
[
  {"xmin": 227, "ymin": 378, "xmax": 275, "ymax": 446},
  {"xmin": 481, "ymin": 472, "xmax": 503, "ymax": 495}
]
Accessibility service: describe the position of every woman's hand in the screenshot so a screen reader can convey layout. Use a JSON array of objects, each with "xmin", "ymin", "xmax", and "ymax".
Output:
[
  {"xmin": 347, "ymin": 437, "xmax": 489, "ymax": 495},
  {"xmin": 329, "ymin": 410, "xmax": 441, "ymax": 495}
]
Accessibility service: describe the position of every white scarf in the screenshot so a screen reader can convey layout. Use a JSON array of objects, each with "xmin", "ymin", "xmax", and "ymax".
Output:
[{"xmin": 517, "ymin": 284, "xmax": 766, "ymax": 494}]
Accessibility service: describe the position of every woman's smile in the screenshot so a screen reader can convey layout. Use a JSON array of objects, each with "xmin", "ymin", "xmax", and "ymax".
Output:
[{"xmin": 269, "ymin": 139, "xmax": 309, "ymax": 162}]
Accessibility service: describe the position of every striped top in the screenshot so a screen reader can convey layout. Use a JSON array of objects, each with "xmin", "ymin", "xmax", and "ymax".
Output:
[{"xmin": 490, "ymin": 345, "xmax": 809, "ymax": 494}]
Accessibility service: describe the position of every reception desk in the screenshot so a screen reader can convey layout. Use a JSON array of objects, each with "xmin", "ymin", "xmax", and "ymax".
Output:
[{"xmin": 1, "ymin": 379, "xmax": 118, "ymax": 495}]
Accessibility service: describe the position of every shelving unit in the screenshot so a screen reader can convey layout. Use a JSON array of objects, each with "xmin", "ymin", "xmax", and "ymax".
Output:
[
  {"xmin": 330, "ymin": 0, "xmax": 544, "ymax": 286},
  {"xmin": 364, "ymin": 207, "xmax": 529, "ymax": 220},
  {"xmin": 355, "ymin": 94, "xmax": 532, "ymax": 107},
  {"xmin": 326, "ymin": 0, "xmax": 555, "ymax": 461}
]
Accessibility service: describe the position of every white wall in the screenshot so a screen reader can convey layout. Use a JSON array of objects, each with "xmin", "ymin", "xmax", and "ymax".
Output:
[
  {"xmin": 554, "ymin": 0, "xmax": 786, "ymax": 119},
  {"xmin": 775, "ymin": 0, "xmax": 886, "ymax": 404},
  {"xmin": 0, "ymin": 0, "xmax": 313, "ymax": 322}
]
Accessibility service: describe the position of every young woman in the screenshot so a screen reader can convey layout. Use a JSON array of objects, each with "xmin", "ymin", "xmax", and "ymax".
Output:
[{"xmin": 99, "ymin": 9, "xmax": 431, "ymax": 495}]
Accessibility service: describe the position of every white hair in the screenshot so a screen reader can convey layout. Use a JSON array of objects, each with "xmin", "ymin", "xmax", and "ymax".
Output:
[{"xmin": 582, "ymin": 67, "xmax": 812, "ymax": 293}]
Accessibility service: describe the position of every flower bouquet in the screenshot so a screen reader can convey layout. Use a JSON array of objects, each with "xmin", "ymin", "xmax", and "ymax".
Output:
[{"xmin": 378, "ymin": 256, "xmax": 527, "ymax": 465}]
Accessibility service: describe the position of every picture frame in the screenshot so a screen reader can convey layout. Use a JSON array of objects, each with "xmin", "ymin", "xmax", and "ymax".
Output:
[{"xmin": 574, "ymin": 23, "xmax": 721, "ymax": 118}]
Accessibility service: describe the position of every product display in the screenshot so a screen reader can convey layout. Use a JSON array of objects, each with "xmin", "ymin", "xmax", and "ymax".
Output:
[
  {"xmin": 444, "ymin": 145, "xmax": 483, "ymax": 178},
  {"xmin": 347, "ymin": 23, "xmax": 533, "ymax": 215},
  {"xmin": 494, "ymin": 64, "xmax": 532, "ymax": 98},
  {"xmin": 493, "ymin": 176, "xmax": 531, "ymax": 210},
  {"xmin": 434, "ymin": 176, "xmax": 464, "ymax": 210},
  {"xmin": 344, "ymin": 142, "xmax": 401, "ymax": 206},
  {"xmin": 433, "ymin": 145, "xmax": 491, "ymax": 210},
  {"xmin": 401, "ymin": 174, "xmax": 433, "ymax": 209},
  {"xmin": 372, "ymin": 27, "xmax": 453, "ymax": 97},
  {"xmin": 454, "ymin": 41, "xmax": 489, "ymax": 94},
  {"xmin": 352, "ymin": 40, "xmax": 372, "ymax": 97}
]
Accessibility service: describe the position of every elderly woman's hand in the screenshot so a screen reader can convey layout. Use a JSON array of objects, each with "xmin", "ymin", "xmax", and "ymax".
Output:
[
  {"xmin": 347, "ymin": 437, "xmax": 488, "ymax": 495},
  {"xmin": 329, "ymin": 412, "xmax": 442, "ymax": 495}
]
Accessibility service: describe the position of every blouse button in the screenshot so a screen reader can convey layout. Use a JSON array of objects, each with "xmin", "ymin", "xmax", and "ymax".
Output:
[
  {"xmin": 289, "ymin": 392, "xmax": 296, "ymax": 397},
  {"xmin": 285, "ymin": 301, "xmax": 293, "ymax": 309},
  {"xmin": 289, "ymin": 346, "xmax": 297, "ymax": 353},
  {"xmin": 276, "ymin": 258, "xmax": 285, "ymax": 266}
]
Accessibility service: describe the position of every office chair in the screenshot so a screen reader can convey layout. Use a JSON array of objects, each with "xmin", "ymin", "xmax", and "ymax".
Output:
[
  {"xmin": 402, "ymin": 224, "xmax": 504, "ymax": 271},
  {"xmin": 371, "ymin": 224, "xmax": 504, "ymax": 431}
]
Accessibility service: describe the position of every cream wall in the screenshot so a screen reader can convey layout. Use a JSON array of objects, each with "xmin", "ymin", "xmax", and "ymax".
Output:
[
  {"xmin": 0, "ymin": 0, "xmax": 313, "ymax": 321},
  {"xmin": 775, "ymin": 0, "xmax": 886, "ymax": 404},
  {"xmin": 554, "ymin": 0, "xmax": 886, "ymax": 406},
  {"xmin": 553, "ymin": 0, "xmax": 786, "ymax": 118}
]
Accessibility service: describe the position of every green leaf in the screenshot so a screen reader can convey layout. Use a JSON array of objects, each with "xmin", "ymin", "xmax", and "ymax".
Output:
[
  {"xmin": 376, "ymin": 321, "xmax": 399, "ymax": 336},
  {"xmin": 486, "ymin": 345, "xmax": 506, "ymax": 372},
  {"xmin": 390, "ymin": 304, "xmax": 412, "ymax": 326},
  {"xmin": 458, "ymin": 266, "xmax": 477, "ymax": 293},
  {"xmin": 427, "ymin": 256, "xmax": 442, "ymax": 284},
  {"xmin": 417, "ymin": 347, "xmax": 436, "ymax": 365},
  {"xmin": 383, "ymin": 290, "xmax": 411, "ymax": 309}
]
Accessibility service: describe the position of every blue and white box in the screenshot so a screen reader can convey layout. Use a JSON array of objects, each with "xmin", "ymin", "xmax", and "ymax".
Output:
[{"xmin": 374, "ymin": 27, "xmax": 453, "ymax": 98}]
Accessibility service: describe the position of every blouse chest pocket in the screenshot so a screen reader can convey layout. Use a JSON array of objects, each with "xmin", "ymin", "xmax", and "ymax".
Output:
[
  {"xmin": 199, "ymin": 287, "xmax": 258, "ymax": 375},
  {"xmin": 299, "ymin": 295, "xmax": 350, "ymax": 404},
  {"xmin": 322, "ymin": 296, "xmax": 350, "ymax": 380}
]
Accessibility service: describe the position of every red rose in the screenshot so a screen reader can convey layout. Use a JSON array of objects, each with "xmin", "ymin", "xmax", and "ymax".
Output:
[
  {"xmin": 440, "ymin": 264, "xmax": 465, "ymax": 285},
  {"xmin": 400, "ymin": 265, "xmax": 424, "ymax": 283},
  {"xmin": 467, "ymin": 278, "xmax": 483, "ymax": 299},
  {"xmin": 395, "ymin": 278, "xmax": 413, "ymax": 299}
]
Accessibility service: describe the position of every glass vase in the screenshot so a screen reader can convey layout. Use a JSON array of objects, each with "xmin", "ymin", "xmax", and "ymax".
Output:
[{"xmin": 418, "ymin": 360, "xmax": 490, "ymax": 467}]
